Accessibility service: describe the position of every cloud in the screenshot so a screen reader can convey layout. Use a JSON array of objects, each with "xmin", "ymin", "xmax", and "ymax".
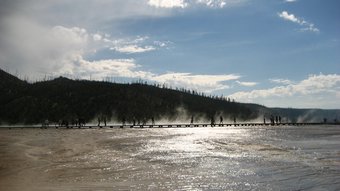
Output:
[
  {"xmin": 11, "ymin": 0, "xmax": 171, "ymax": 27},
  {"xmin": 0, "ymin": 17, "xmax": 238, "ymax": 93},
  {"xmin": 0, "ymin": 16, "xmax": 167, "ymax": 78},
  {"xmin": 72, "ymin": 58, "xmax": 153, "ymax": 80},
  {"xmin": 93, "ymin": 34, "xmax": 102, "ymax": 41},
  {"xmin": 153, "ymin": 73, "xmax": 240, "ymax": 92},
  {"xmin": 196, "ymin": 0, "xmax": 247, "ymax": 8},
  {"xmin": 285, "ymin": 0, "xmax": 296, "ymax": 2},
  {"xmin": 196, "ymin": 0, "xmax": 227, "ymax": 8},
  {"xmin": 71, "ymin": 56, "xmax": 242, "ymax": 93},
  {"xmin": 0, "ymin": 16, "xmax": 91, "ymax": 78},
  {"xmin": 278, "ymin": 11, "xmax": 319, "ymax": 33},
  {"xmin": 66, "ymin": 56, "xmax": 241, "ymax": 93},
  {"xmin": 74, "ymin": 54, "xmax": 242, "ymax": 92},
  {"xmin": 0, "ymin": 0, "xmax": 244, "ymax": 79},
  {"xmin": 230, "ymin": 74, "xmax": 340, "ymax": 108},
  {"xmin": 0, "ymin": 5, "xmax": 234, "ymax": 93},
  {"xmin": 147, "ymin": 0, "xmax": 246, "ymax": 9},
  {"xmin": 278, "ymin": 11, "xmax": 300, "ymax": 23},
  {"xmin": 148, "ymin": 0, "xmax": 188, "ymax": 8},
  {"xmin": 111, "ymin": 45, "xmax": 156, "ymax": 54},
  {"xmin": 270, "ymin": 78, "xmax": 293, "ymax": 85},
  {"xmin": 101, "ymin": 36, "xmax": 168, "ymax": 54},
  {"xmin": 236, "ymin": 81, "xmax": 257, "ymax": 87},
  {"xmin": 153, "ymin": 40, "xmax": 172, "ymax": 48}
]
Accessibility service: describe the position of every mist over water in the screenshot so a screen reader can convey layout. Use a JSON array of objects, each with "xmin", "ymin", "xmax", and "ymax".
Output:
[{"xmin": 0, "ymin": 125, "xmax": 339, "ymax": 190}]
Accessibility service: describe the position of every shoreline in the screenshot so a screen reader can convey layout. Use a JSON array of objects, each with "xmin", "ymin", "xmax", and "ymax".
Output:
[{"xmin": 1, "ymin": 122, "xmax": 339, "ymax": 129}]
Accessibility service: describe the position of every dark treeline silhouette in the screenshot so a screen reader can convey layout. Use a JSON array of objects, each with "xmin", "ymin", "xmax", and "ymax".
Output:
[
  {"xmin": 1, "ymin": 69, "xmax": 339, "ymax": 125},
  {"xmin": 0, "ymin": 69, "xmax": 260, "ymax": 125}
]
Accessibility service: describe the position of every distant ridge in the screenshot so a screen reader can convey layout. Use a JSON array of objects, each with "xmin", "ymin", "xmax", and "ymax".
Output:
[
  {"xmin": 0, "ymin": 69, "xmax": 261, "ymax": 124},
  {"xmin": 0, "ymin": 69, "xmax": 27, "ymax": 88},
  {"xmin": 0, "ymin": 69, "xmax": 338, "ymax": 125}
]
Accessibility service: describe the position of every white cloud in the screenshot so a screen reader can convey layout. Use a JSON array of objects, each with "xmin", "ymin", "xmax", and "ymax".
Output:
[
  {"xmin": 101, "ymin": 36, "xmax": 169, "ymax": 54},
  {"xmin": 72, "ymin": 57, "xmax": 153, "ymax": 80},
  {"xmin": 93, "ymin": 34, "xmax": 102, "ymax": 41},
  {"xmin": 278, "ymin": 11, "xmax": 300, "ymax": 23},
  {"xmin": 66, "ymin": 56, "xmax": 241, "ymax": 93},
  {"xmin": 154, "ymin": 40, "xmax": 172, "ymax": 48},
  {"xmin": 278, "ymin": 11, "xmax": 319, "ymax": 33},
  {"xmin": 0, "ymin": 18, "xmax": 238, "ymax": 93},
  {"xmin": 0, "ymin": 0, "xmax": 246, "ymax": 78},
  {"xmin": 285, "ymin": 0, "xmax": 296, "ymax": 2},
  {"xmin": 0, "ymin": 17, "xmax": 159, "ymax": 78},
  {"xmin": 195, "ymin": 0, "xmax": 245, "ymax": 8},
  {"xmin": 230, "ymin": 74, "xmax": 340, "ymax": 108},
  {"xmin": 153, "ymin": 73, "xmax": 240, "ymax": 92},
  {"xmin": 0, "ymin": 16, "xmax": 91, "ymax": 78},
  {"xmin": 236, "ymin": 81, "xmax": 257, "ymax": 87},
  {"xmin": 147, "ymin": 0, "xmax": 245, "ymax": 9},
  {"xmin": 111, "ymin": 45, "xmax": 156, "ymax": 54},
  {"xmin": 270, "ymin": 78, "xmax": 293, "ymax": 85},
  {"xmin": 148, "ymin": 0, "xmax": 188, "ymax": 8},
  {"xmin": 300, "ymin": 23, "xmax": 319, "ymax": 33},
  {"xmin": 196, "ymin": 0, "xmax": 228, "ymax": 8}
]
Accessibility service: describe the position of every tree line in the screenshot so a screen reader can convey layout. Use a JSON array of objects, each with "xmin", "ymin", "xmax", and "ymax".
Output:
[{"xmin": 0, "ymin": 69, "xmax": 260, "ymax": 125}]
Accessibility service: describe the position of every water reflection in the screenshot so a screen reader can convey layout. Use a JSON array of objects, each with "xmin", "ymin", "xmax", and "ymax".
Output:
[{"xmin": 0, "ymin": 126, "xmax": 339, "ymax": 190}]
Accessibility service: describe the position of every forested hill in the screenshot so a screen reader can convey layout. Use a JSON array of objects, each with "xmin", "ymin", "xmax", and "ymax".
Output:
[
  {"xmin": 0, "ymin": 69, "xmax": 262, "ymax": 124},
  {"xmin": 0, "ymin": 69, "xmax": 339, "ymax": 125}
]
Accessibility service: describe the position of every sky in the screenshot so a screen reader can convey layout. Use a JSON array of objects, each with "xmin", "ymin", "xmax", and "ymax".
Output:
[{"xmin": 0, "ymin": 0, "xmax": 339, "ymax": 109}]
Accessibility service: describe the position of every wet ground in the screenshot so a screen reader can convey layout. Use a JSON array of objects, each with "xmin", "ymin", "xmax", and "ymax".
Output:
[{"xmin": 0, "ymin": 125, "xmax": 339, "ymax": 190}]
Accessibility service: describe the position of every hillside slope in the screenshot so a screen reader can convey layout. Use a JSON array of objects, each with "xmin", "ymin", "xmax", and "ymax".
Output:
[
  {"xmin": 1, "ymin": 69, "xmax": 338, "ymax": 125},
  {"xmin": 0, "ymin": 69, "xmax": 261, "ymax": 124}
]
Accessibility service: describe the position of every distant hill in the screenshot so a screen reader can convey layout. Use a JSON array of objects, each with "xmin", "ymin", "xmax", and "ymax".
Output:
[
  {"xmin": 0, "ymin": 69, "xmax": 262, "ymax": 124},
  {"xmin": 0, "ymin": 69, "xmax": 339, "ymax": 125}
]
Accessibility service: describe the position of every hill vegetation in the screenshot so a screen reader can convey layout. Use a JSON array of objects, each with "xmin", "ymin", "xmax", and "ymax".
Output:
[
  {"xmin": 0, "ymin": 69, "xmax": 262, "ymax": 125},
  {"xmin": 1, "ymin": 69, "xmax": 339, "ymax": 125}
]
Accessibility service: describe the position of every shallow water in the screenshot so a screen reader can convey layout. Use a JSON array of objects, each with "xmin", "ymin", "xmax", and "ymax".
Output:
[{"xmin": 0, "ymin": 125, "xmax": 339, "ymax": 190}]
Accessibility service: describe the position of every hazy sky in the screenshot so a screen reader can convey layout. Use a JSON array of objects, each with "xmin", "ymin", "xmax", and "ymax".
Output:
[{"xmin": 0, "ymin": 0, "xmax": 339, "ymax": 109}]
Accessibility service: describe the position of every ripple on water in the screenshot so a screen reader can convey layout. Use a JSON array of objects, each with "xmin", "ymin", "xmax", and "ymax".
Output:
[{"xmin": 0, "ymin": 126, "xmax": 339, "ymax": 190}]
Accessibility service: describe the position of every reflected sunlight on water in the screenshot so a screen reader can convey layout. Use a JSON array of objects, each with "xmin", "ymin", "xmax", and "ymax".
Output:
[{"xmin": 0, "ymin": 126, "xmax": 339, "ymax": 190}]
